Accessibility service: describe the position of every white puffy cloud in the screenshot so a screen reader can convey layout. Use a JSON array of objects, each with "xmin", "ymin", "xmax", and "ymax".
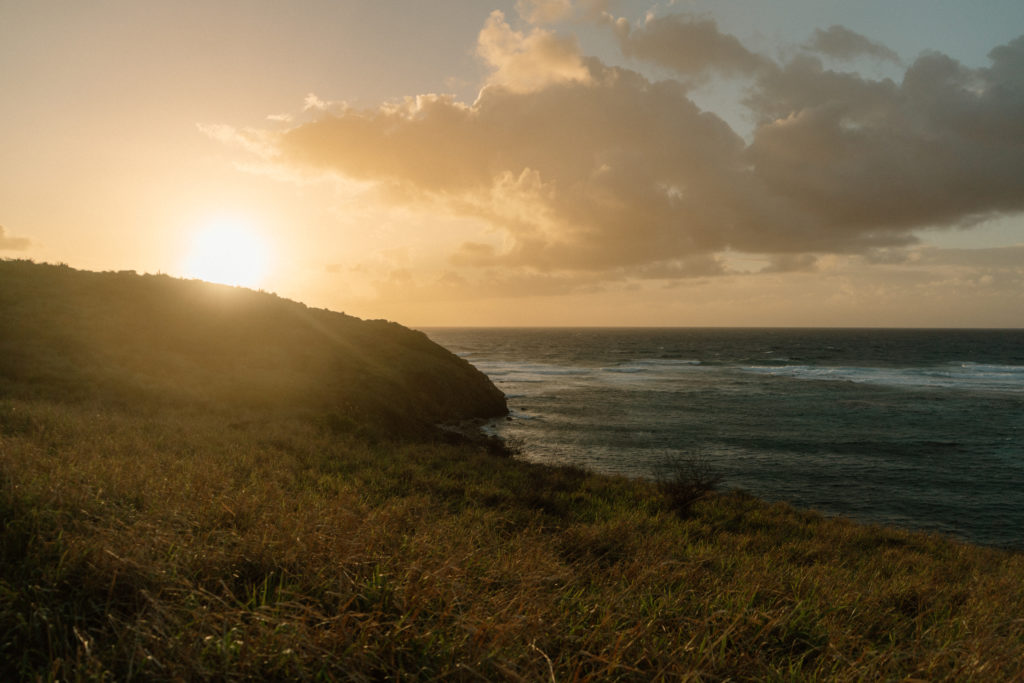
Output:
[{"xmin": 477, "ymin": 10, "xmax": 592, "ymax": 93}]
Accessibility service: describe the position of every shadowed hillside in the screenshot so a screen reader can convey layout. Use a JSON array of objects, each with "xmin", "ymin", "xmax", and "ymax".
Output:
[{"xmin": 0, "ymin": 260, "xmax": 506, "ymax": 435}]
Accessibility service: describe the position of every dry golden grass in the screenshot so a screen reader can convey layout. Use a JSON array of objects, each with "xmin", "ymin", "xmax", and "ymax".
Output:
[
  {"xmin": 3, "ymin": 260, "xmax": 1022, "ymax": 679},
  {"xmin": 3, "ymin": 395, "xmax": 1023, "ymax": 681}
]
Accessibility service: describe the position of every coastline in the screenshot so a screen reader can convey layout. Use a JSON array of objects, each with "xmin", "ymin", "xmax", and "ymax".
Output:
[
  {"xmin": 3, "ymin": 264, "xmax": 1023, "ymax": 678},
  {"xmin": 424, "ymin": 327, "xmax": 1024, "ymax": 550}
]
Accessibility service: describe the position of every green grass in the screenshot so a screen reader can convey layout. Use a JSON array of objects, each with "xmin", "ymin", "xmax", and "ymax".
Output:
[{"xmin": 3, "ymin": 396, "xmax": 1023, "ymax": 680}]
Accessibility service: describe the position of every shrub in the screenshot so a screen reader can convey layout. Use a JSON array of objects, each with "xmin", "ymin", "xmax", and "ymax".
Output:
[{"xmin": 655, "ymin": 452, "xmax": 723, "ymax": 517}]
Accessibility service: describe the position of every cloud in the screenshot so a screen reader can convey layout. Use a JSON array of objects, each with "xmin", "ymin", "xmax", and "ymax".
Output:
[
  {"xmin": 803, "ymin": 26, "xmax": 901, "ymax": 64},
  {"xmin": 625, "ymin": 255, "xmax": 727, "ymax": 279},
  {"xmin": 613, "ymin": 13, "xmax": 771, "ymax": 79},
  {"xmin": 218, "ymin": 13, "xmax": 1024, "ymax": 291},
  {"xmin": 275, "ymin": 64, "xmax": 749, "ymax": 272},
  {"xmin": 0, "ymin": 226, "xmax": 30, "ymax": 251},
  {"xmin": 905, "ymin": 245, "xmax": 1024, "ymax": 268},
  {"xmin": 364, "ymin": 264, "xmax": 610, "ymax": 301},
  {"xmin": 760, "ymin": 254, "xmax": 819, "ymax": 274},
  {"xmin": 516, "ymin": 0, "xmax": 574, "ymax": 25},
  {"xmin": 197, "ymin": 122, "xmax": 279, "ymax": 158},
  {"xmin": 859, "ymin": 245, "xmax": 1024, "ymax": 307},
  {"xmin": 745, "ymin": 37, "xmax": 1024, "ymax": 240},
  {"xmin": 516, "ymin": 0, "xmax": 610, "ymax": 25},
  {"xmin": 477, "ymin": 10, "xmax": 591, "ymax": 92}
]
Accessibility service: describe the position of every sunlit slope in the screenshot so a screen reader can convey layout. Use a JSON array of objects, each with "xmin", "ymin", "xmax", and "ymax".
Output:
[{"xmin": 0, "ymin": 260, "xmax": 506, "ymax": 432}]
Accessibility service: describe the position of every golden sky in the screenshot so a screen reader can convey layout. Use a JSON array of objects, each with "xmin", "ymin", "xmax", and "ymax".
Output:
[{"xmin": 2, "ymin": 0, "xmax": 1023, "ymax": 326}]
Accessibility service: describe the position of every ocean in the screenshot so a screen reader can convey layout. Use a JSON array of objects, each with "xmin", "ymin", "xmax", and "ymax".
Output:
[{"xmin": 423, "ymin": 328, "xmax": 1024, "ymax": 550}]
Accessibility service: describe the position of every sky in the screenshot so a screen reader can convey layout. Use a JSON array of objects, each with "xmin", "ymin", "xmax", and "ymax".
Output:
[{"xmin": 2, "ymin": 0, "xmax": 1023, "ymax": 327}]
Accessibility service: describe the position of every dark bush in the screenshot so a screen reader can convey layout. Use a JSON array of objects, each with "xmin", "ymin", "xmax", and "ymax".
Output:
[{"xmin": 655, "ymin": 452, "xmax": 723, "ymax": 517}]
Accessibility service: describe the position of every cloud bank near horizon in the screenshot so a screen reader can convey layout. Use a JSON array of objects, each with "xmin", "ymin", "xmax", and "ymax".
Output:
[
  {"xmin": 215, "ymin": 7, "xmax": 1024, "ymax": 285},
  {"xmin": 0, "ymin": 226, "xmax": 31, "ymax": 252}
]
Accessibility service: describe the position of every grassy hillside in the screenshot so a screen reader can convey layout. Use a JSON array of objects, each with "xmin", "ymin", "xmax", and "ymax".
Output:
[
  {"xmin": 0, "ymin": 260, "xmax": 507, "ymax": 435},
  {"xmin": 2, "ymin": 259, "xmax": 1023, "ymax": 680}
]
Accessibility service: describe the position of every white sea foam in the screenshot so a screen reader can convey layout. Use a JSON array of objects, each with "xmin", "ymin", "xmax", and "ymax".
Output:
[
  {"xmin": 479, "ymin": 354, "xmax": 1023, "ymax": 394},
  {"xmin": 600, "ymin": 359, "xmax": 702, "ymax": 376},
  {"xmin": 610, "ymin": 358, "xmax": 702, "ymax": 369},
  {"xmin": 741, "ymin": 363, "xmax": 1024, "ymax": 392},
  {"xmin": 472, "ymin": 361, "xmax": 593, "ymax": 384}
]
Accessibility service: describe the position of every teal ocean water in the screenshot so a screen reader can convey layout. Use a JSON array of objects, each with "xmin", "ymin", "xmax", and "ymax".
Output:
[{"xmin": 425, "ymin": 328, "xmax": 1024, "ymax": 549}]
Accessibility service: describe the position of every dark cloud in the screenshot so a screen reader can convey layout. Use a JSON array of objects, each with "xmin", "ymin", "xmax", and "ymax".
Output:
[
  {"xmin": 0, "ymin": 226, "xmax": 30, "ymax": 251},
  {"xmin": 803, "ymin": 25, "xmax": 901, "ymax": 63},
  {"xmin": 745, "ymin": 38, "xmax": 1024, "ymax": 241},
  {"xmin": 225, "ymin": 15, "xmax": 1024, "ymax": 283},
  {"xmin": 613, "ymin": 13, "xmax": 770, "ymax": 79}
]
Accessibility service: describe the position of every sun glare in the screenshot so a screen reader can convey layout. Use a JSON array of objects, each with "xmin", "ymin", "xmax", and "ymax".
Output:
[{"xmin": 184, "ymin": 216, "xmax": 270, "ymax": 288}]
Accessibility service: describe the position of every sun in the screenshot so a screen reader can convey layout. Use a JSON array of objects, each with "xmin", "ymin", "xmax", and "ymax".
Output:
[{"xmin": 183, "ymin": 216, "xmax": 271, "ymax": 288}]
